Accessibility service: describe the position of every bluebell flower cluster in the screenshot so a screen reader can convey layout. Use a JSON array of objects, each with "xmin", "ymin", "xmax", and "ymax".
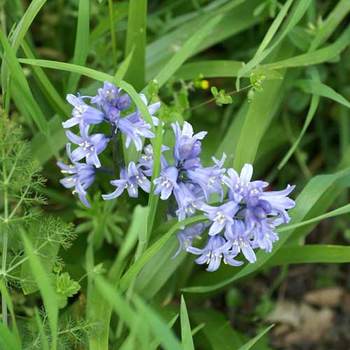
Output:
[
  {"xmin": 58, "ymin": 82, "xmax": 159, "ymax": 207},
  {"xmin": 59, "ymin": 81, "xmax": 295, "ymax": 272}
]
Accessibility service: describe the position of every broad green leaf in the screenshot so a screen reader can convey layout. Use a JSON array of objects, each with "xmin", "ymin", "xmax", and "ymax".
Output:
[
  {"xmin": 146, "ymin": 0, "xmax": 266, "ymax": 80},
  {"xmin": 153, "ymin": 15, "xmax": 222, "ymax": 88},
  {"xmin": 124, "ymin": 0, "xmax": 147, "ymax": 90},
  {"xmin": 66, "ymin": 0, "xmax": 90, "ymax": 92},
  {"xmin": 180, "ymin": 296, "xmax": 195, "ymax": 350},
  {"xmin": 21, "ymin": 232, "xmax": 58, "ymax": 350}
]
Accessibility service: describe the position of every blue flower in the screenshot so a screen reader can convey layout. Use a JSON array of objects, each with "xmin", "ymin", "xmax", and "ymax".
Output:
[
  {"xmin": 187, "ymin": 235, "xmax": 233, "ymax": 272},
  {"xmin": 92, "ymin": 81, "xmax": 131, "ymax": 111},
  {"xmin": 187, "ymin": 154, "xmax": 226, "ymax": 200},
  {"xmin": 154, "ymin": 166, "xmax": 179, "ymax": 200},
  {"xmin": 102, "ymin": 162, "xmax": 151, "ymax": 200},
  {"xmin": 62, "ymin": 94, "xmax": 105, "ymax": 129},
  {"xmin": 201, "ymin": 201, "xmax": 238, "ymax": 236},
  {"xmin": 118, "ymin": 113, "xmax": 154, "ymax": 151},
  {"xmin": 57, "ymin": 144, "xmax": 95, "ymax": 207},
  {"xmin": 65, "ymin": 125, "xmax": 109, "ymax": 168},
  {"xmin": 172, "ymin": 121, "xmax": 207, "ymax": 163},
  {"xmin": 174, "ymin": 222, "xmax": 207, "ymax": 257},
  {"xmin": 223, "ymin": 164, "xmax": 268, "ymax": 203},
  {"xmin": 173, "ymin": 183, "xmax": 204, "ymax": 221},
  {"xmin": 224, "ymin": 219, "xmax": 257, "ymax": 263}
]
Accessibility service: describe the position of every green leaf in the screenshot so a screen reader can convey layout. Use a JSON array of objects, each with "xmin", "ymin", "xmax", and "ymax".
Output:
[
  {"xmin": 263, "ymin": 26, "xmax": 350, "ymax": 70},
  {"xmin": 0, "ymin": 322, "xmax": 21, "ymax": 350},
  {"xmin": 269, "ymin": 245, "xmax": 350, "ymax": 266},
  {"xmin": 278, "ymin": 93, "xmax": 320, "ymax": 170},
  {"xmin": 295, "ymin": 80, "xmax": 350, "ymax": 108},
  {"xmin": 66, "ymin": 0, "xmax": 90, "ymax": 92},
  {"xmin": 153, "ymin": 15, "xmax": 222, "ymax": 88},
  {"xmin": 133, "ymin": 295, "xmax": 182, "ymax": 350},
  {"xmin": 124, "ymin": 0, "xmax": 147, "ymax": 90},
  {"xmin": 21, "ymin": 232, "xmax": 58, "ymax": 350},
  {"xmin": 56, "ymin": 272, "xmax": 80, "ymax": 308},
  {"xmin": 0, "ymin": 31, "xmax": 48, "ymax": 134},
  {"xmin": 309, "ymin": 0, "xmax": 350, "ymax": 50},
  {"xmin": 180, "ymin": 296, "xmax": 195, "ymax": 350},
  {"xmin": 237, "ymin": 325, "xmax": 274, "ymax": 350},
  {"xmin": 119, "ymin": 215, "xmax": 206, "ymax": 291}
]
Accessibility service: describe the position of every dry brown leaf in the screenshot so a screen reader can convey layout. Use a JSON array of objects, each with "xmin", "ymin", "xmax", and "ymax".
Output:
[{"xmin": 304, "ymin": 287, "xmax": 345, "ymax": 307}]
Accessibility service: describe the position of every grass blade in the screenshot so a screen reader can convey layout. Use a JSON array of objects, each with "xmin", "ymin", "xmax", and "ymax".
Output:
[
  {"xmin": 21, "ymin": 232, "xmax": 58, "ymax": 350},
  {"xmin": 124, "ymin": 0, "xmax": 147, "ymax": 90},
  {"xmin": 269, "ymin": 245, "xmax": 350, "ymax": 265},
  {"xmin": 66, "ymin": 0, "xmax": 90, "ymax": 92},
  {"xmin": 180, "ymin": 296, "xmax": 195, "ymax": 350},
  {"xmin": 237, "ymin": 325, "xmax": 274, "ymax": 350}
]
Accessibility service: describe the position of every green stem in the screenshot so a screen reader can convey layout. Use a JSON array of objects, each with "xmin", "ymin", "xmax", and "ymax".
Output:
[{"xmin": 108, "ymin": 0, "xmax": 117, "ymax": 64}]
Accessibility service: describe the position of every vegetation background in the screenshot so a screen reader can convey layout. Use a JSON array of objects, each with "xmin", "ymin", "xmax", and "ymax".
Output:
[{"xmin": 1, "ymin": 0, "xmax": 350, "ymax": 349}]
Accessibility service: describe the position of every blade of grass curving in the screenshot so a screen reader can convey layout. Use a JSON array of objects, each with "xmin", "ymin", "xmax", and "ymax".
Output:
[
  {"xmin": 21, "ymin": 232, "xmax": 58, "ymax": 350},
  {"xmin": 268, "ymin": 245, "xmax": 350, "ymax": 266},
  {"xmin": 263, "ymin": 26, "xmax": 350, "ymax": 70},
  {"xmin": 119, "ymin": 214, "xmax": 206, "ymax": 291},
  {"xmin": 237, "ymin": 325, "xmax": 274, "ymax": 350},
  {"xmin": 180, "ymin": 296, "xmax": 195, "ymax": 350},
  {"xmin": 0, "ymin": 322, "xmax": 20, "ymax": 350},
  {"xmin": 66, "ymin": 0, "xmax": 90, "ymax": 92},
  {"xmin": 9, "ymin": 0, "xmax": 46, "ymax": 52},
  {"xmin": 133, "ymin": 294, "xmax": 182, "ymax": 350},
  {"xmin": 18, "ymin": 59, "xmax": 154, "ymax": 126},
  {"xmin": 309, "ymin": 0, "xmax": 350, "ymax": 51},
  {"xmin": 21, "ymin": 41, "xmax": 69, "ymax": 117},
  {"xmin": 183, "ymin": 167, "xmax": 350, "ymax": 293},
  {"xmin": 124, "ymin": 0, "xmax": 147, "ymax": 90},
  {"xmin": 295, "ymin": 80, "xmax": 350, "ymax": 108},
  {"xmin": 278, "ymin": 94, "xmax": 319, "ymax": 170},
  {"xmin": 153, "ymin": 15, "xmax": 222, "ymax": 88}
]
